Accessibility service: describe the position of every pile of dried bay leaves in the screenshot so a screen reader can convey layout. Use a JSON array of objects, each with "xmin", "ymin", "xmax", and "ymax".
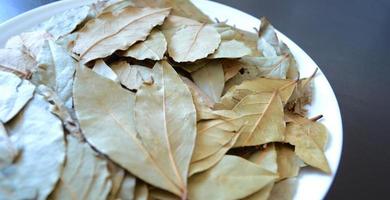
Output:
[{"xmin": 0, "ymin": 0, "xmax": 331, "ymax": 199}]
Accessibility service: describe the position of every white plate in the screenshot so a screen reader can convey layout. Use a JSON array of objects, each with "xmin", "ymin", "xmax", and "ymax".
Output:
[{"xmin": 0, "ymin": 0, "xmax": 343, "ymax": 199}]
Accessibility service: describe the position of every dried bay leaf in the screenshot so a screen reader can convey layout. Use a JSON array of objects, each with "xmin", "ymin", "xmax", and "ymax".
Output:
[
  {"xmin": 111, "ymin": 61, "xmax": 153, "ymax": 90},
  {"xmin": 161, "ymin": 15, "xmax": 201, "ymax": 41},
  {"xmin": 191, "ymin": 117, "xmax": 240, "ymax": 164},
  {"xmin": 0, "ymin": 48, "xmax": 36, "ymax": 78},
  {"xmin": 216, "ymin": 77, "xmax": 296, "ymax": 110},
  {"xmin": 188, "ymin": 155, "xmax": 277, "ymax": 200},
  {"xmin": 107, "ymin": 162, "xmax": 126, "ymax": 200},
  {"xmin": 73, "ymin": 7, "xmax": 170, "ymax": 63},
  {"xmin": 191, "ymin": 60, "xmax": 224, "ymax": 103},
  {"xmin": 240, "ymin": 54, "xmax": 291, "ymax": 79},
  {"xmin": 116, "ymin": 174, "xmax": 137, "ymax": 200},
  {"xmin": 268, "ymin": 178, "xmax": 298, "ymax": 200},
  {"xmin": 49, "ymin": 135, "xmax": 112, "ymax": 200},
  {"xmin": 285, "ymin": 114, "xmax": 330, "ymax": 173},
  {"xmin": 37, "ymin": 85, "xmax": 82, "ymax": 140},
  {"xmin": 5, "ymin": 31, "xmax": 50, "ymax": 59},
  {"xmin": 33, "ymin": 40, "xmax": 77, "ymax": 109},
  {"xmin": 232, "ymin": 92, "xmax": 285, "ymax": 147},
  {"xmin": 73, "ymin": 65, "xmax": 183, "ymax": 195},
  {"xmin": 221, "ymin": 59, "xmax": 243, "ymax": 81},
  {"xmin": 257, "ymin": 17, "xmax": 299, "ymax": 80},
  {"xmin": 189, "ymin": 133, "xmax": 239, "ymax": 176},
  {"xmin": 1, "ymin": 94, "xmax": 65, "ymax": 200},
  {"xmin": 276, "ymin": 144, "xmax": 304, "ymax": 180},
  {"xmin": 209, "ymin": 40, "xmax": 251, "ymax": 59},
  {"xmin": 121, "ymin": 29, "xmax": 167, "ymax": 60},
  {"xmin": 93, "ymin": 59, "xmax": 119, "ymax": 82},
  {"xmin": 0, "ymin": 123, "xmax": 18, "ymax": 169},
  {"xmin": 130, "ymin": 0, "xmax": 211, "ymax": 23},
  {"xmin": 244, "ymin": 144, "xmax": 278, "ymax": 200},
  {"xmin": 286, "ymin": 72, "xmax": 316, "ymax": 116},
  {"xmin": 167, "ymin": 23, "xmax": 221, "ymax": 62},
  {"xmin": 181, "ymin": 76, "xmax": 216, "ymax": 121},
  {"xmin": 135, "ymin": 61, "xmax": 197, "ymax": 197},
  {"xmin": 134, "ymin": 180, "xmax": 149, "ymax": 200},
  {"xmin": 0, "ymin": 71, "xmax": 35, "ymax": 123},
  {"xmin": 36, "ymin": 5, "xmax": 91, "ymax": 40}
]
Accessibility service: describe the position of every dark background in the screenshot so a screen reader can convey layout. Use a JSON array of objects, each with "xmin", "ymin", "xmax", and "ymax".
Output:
[{"xmin": 1, "ymin": 0, "xmax": 389, "ymax": 199}]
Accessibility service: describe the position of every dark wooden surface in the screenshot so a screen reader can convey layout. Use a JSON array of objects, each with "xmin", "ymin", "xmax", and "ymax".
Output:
[{"xmin": 1, "ymin": 0, "xmax": 389, "ymax": 199}]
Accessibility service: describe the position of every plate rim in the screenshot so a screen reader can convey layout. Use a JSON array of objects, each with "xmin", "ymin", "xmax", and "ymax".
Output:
[{"xmin": 0, "ymin": 0, "xmax": 343, "ymax": 199}]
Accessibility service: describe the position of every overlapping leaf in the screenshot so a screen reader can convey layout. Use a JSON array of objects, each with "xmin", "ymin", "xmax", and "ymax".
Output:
[
  {"xmin": 49, "ymin": 135, "xmax": 112, "ymax": 200},
  {"xmin": 188, "ymin": 155, "xmax": 277, "ymax": 200},
  {"xmin": 110, "ymin": 61, "xmax": 153, "ymax": 90},
  {"xmin": 121, "ymin": 29, "xmax": 167, "ymax": 60},
  {"xmin": 134, "ymin": 61, "xmax": 197, "ymax": 197},
  {"xmin": 73, "ymin": 65, "xmax": 184, "ymax": 196},
  {"xmin": 0, "ymin": 71, "xmax": 35, "ymax": 123},
  {"xmin": 0, "ymin": 94, "xmax": 65, "ymax": 200},
  {"xmin": 73, "ymin": 7, "xmax": 170, "ymax": 63}
]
